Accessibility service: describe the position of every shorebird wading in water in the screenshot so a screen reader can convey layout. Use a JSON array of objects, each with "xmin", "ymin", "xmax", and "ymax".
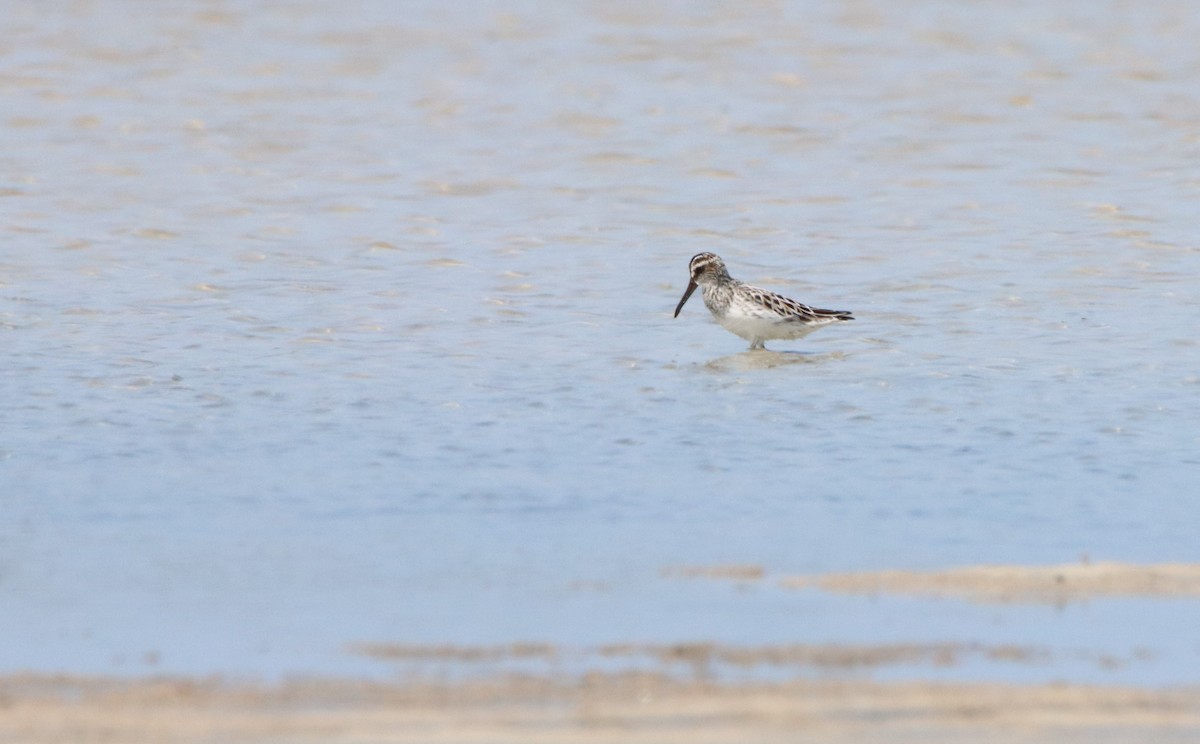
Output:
[{"xmin": 673, "ymin": 252, "xmax": 854, "ymax": 351}]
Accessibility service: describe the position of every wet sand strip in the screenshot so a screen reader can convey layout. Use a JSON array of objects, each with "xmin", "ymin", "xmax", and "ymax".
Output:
[
  {"xmin": 665, "ymin": 561, "xmax": 1200, "ymax": 604},
  {"xmin": 780, "ymin": 562, "xmax": 1200, "ymax": 603},
  {"xmin": 2, "ymin": 672, "xmax": 1199, "ymax": 744},
  {"xmin": 353, "ymin": 640, "xmax": 1047, "ymax": 674}
]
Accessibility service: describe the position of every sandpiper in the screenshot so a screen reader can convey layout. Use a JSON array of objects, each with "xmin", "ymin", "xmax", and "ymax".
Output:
[{"xmin": 673, "ymin": 252, "xmax": 853, "ymax": 350}]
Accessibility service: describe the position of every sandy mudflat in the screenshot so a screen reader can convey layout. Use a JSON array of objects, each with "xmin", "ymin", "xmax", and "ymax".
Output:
[
  {"xmin": 779, "ymin": 562, "xmax": 1200, "ymax": 603},
  {"xmin": 8, "ymin": 563, "xmax": 1200, "ymax": 742},
  {"xmin": 2, "ymin": 672, "xmax": 1200, "ymax": 744}
]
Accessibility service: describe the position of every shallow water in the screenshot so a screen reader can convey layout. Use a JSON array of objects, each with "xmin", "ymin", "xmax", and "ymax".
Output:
[{"xmin": 2, "ymin": 1, "xmax": 1199, "ymax": 684}]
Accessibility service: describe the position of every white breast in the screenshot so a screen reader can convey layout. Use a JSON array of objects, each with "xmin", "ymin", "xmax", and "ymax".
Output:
[{"xmin": 717, "ymin": 312, "xmax": 824, "ymax": 341}]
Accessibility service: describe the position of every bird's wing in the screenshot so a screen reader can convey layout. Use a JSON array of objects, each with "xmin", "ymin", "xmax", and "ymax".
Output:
[{"xmin": 743, "ymin": 286, "xmax": 853, "ymax": 322}]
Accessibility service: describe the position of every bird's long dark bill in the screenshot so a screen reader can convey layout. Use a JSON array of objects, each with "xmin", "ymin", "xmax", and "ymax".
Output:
[{"xmin": 673, "ymin": 280, "xmax": 698, "ymax": 318}]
